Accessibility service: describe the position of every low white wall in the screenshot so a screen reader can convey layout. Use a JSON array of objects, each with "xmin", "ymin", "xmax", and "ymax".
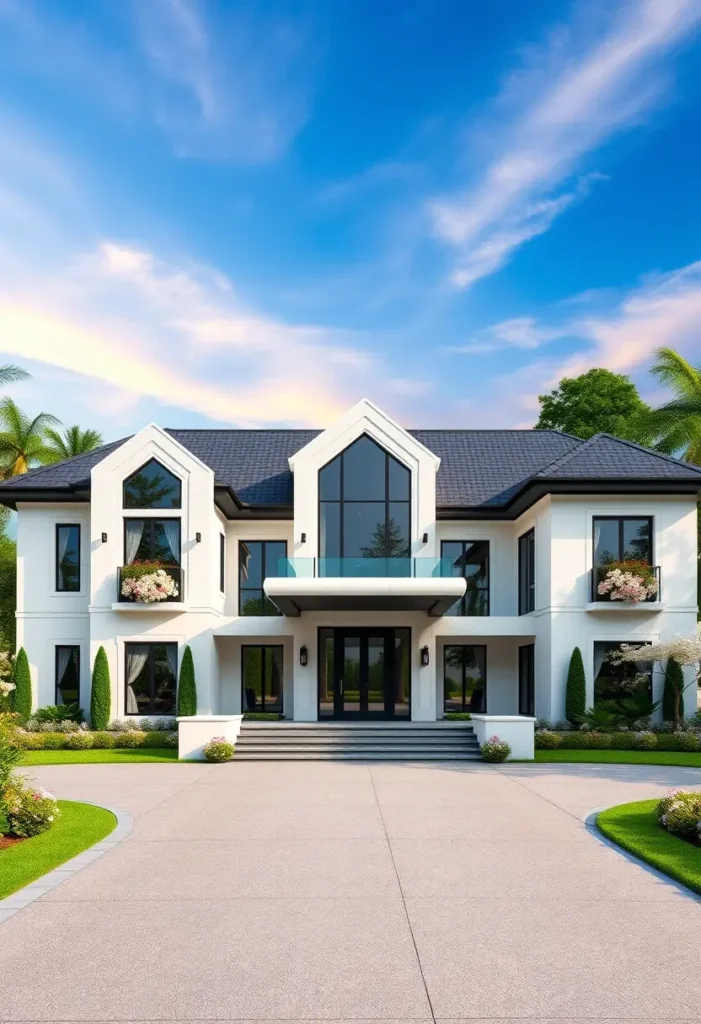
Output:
[
  {"xmin": 470, "ymin": 714, "xmax": 535, "ymax": 760},
  {"xmin": 177, "ymin": 714, "xmax": 243, "ymax": 761}
]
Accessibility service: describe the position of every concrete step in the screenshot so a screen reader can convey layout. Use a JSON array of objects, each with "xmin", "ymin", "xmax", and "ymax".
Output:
[{"xmin": 234, "ymin": 751, "xmax": 484, "ymax": 761}]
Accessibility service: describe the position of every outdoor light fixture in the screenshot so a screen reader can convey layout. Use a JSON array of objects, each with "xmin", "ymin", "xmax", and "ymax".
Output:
[
  {"xmin": 422, "ymin": 532, "xmax": 428, "ymax": 543},
  {"xmin": 300, "ymin": 645, "xmax": 308, "ymax": 667},
  {"xmin": 196, "ymin": 532, "xmax": 202, "ymax": 543},
  {"xmin": 301, "ymin": 532, "xmax": 307, "ymax": 543},
  {"xmin": 420, "ymin": 645, "xmax": 430, "ymax": 667},
  {"xmin": 101, "ymin": 532, "xmax": 107, "ymax": 543}
]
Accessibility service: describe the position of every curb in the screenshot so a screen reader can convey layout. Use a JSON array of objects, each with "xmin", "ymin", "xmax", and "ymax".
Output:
[{"xmin": 0, "ymin": 803, "xmax": 134, "ymax": 925}]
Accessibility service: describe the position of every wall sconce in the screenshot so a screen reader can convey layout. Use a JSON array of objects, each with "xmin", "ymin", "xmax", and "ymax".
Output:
[
  {"xmin": 101, "ymin": 532, "xmax": 107, "ymax": 543},
  {"xmin": 300, "ymin": 645, "xmax": 308, "ymax": 667},
  {"xmin": 301, "ymin": 532, "xmax": 307, "ymax": 543},
  {"xmin": 420, "ymin": 645, "xmax": 430, "ymax": 667},
  {"xmin": 195, "ymin": 532, "xmax": 202, "ymax": 543},
  {"xmin": 422, "ymin": 532, "xmax": 428, "ymax": 543}
]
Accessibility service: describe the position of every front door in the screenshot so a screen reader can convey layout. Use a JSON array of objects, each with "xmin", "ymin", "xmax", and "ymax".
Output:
[{"xmin": 318, "ymin": 628, "xmax": 410, "ymax": 719}]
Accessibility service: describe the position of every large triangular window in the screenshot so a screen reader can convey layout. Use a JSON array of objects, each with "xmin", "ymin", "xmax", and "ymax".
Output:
[{"xmin": 123, "ymin": 459, "xmax": 181, "ymax": 509}]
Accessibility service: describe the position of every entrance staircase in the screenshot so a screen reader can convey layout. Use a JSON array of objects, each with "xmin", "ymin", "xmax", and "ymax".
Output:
[{"xmin": 234, "ymin": 721, "xmax": 482, "ymax": 761}]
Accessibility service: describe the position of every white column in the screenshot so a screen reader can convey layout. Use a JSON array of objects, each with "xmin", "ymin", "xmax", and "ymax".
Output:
[{"xmin": 412, "ymin": 623, "xmax": 437, "ymax": 721}]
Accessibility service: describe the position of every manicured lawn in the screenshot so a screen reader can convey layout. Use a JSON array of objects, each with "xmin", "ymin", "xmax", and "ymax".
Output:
[
  {"xmin": 0, "ymin": 800, "xmax": 116, "ymax": 900},
  {"xmin": 597, "ymin": 798, "xmax": 701, "ymax": 896},
  {"xmin": 535, "ymin": 750, "xmax": 701, "ymax": 768},
  {"xmin": 20, "ymin": 749, "xmax": 179, "ymax": 765}
]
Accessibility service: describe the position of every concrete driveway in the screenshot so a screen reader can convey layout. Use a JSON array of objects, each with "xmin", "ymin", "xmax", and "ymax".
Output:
[{"xmin": 2, "ymin": 760, "xmax": 701, "ymax": 1022}]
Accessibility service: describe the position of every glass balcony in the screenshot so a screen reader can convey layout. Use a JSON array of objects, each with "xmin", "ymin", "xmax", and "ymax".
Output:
[{"xmin": 276, "ymin": 557, "xmax": 453, "ymax": 579}]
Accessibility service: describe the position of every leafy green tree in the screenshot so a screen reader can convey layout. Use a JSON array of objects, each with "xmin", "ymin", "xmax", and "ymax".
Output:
[
  {"xmin": 565, "ymin": 647, "xmax": 586, "ymax": 726},
  {"xmin": 177, "ymin": 645, "xmax": 197, "ymax": 716},
  {"xmin": 535, "ymin": 368, "xmax": 652, "ymax": 441},
  {"xmin": 90, "ymin": 647, "xmax": 111, "ymax": 730},
  {"xmin": 44, "ymin": 425, "xmax": 103, "ymax": 464},
  {"xmin": 11, "ymin": 647, "xmax": 32, "ymax": 721},
  {"xmin": 662, "ymin": 657, "xmax": 685, "ymax": 723},
  {"xmin": 0, "ymin": 397, "xmax": 59, "ymax": 477}
]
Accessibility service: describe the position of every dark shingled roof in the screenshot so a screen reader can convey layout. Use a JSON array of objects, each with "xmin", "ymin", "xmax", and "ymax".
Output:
[{"xmin": 1, "ymin": 427, "xmax": 700, "ymax": 511}]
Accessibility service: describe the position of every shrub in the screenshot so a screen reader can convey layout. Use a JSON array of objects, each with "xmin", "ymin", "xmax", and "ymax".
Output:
[
  {"xmin": 32, "ymin": 703, "xmax": 84, "ymax": 724},
  {"xmin": 3, "ymin": 777, "xmax": 59, "ymax": 837},
  {"xmin": 565, "ymin": 647, "xmax": 586, "ymax": 727},
  {"xmin": 11, "ymin": 647, "xmax": 32, "ymax": 722},
  {"xmin": 148, "ymin": 717, "xmax": 177, "ymax": 731},
  {"xmin": 576, "ymin": 706, "xmax": 625, "ymax": 732},
  {"xmin": 64, "ymin": 730, "xmax": 95, "ymax": 750},
  {"xmin": 26, "ymin": 718, "xmax": 79, "ymax": 733},
  {"xmin": 632, "ymin": 731, "xmax": 658, "ymax": 750},
  {"xmin": 141, "ymin": 730, "xmax": 170, "ymax": 748},
  {"xmin": 480, "ymin": 735, "xmax": 511, "ymax": 762},
  {"xmin": 91, "ymin": 647, "xmax": 111, "ymax": 730},
  {"xmin": 242, "ymin": 712, "xmax": 284, "ymax": 721},
  {"xmin": 91, "ymin": 731, "xmax": 116, "ymax": 749},
  {"xmin": 672, "ymin": 731, "xmax": 700, "ymax": 752},
  {"xmin": 13, "ymin": 730, "xmax": 44, "ymax": 750},
  {"xmin": 535, "ymin": 729, "xmax": 562, "ymax": 749},
  {"xmin": 42, "ymin": 733, "xmax": 67, "ymax": 749},
  {"xmin": 163, "ymin": 730, "xmax": 179, "ymax": 748},
  {"xmin": 203, "ymin": 737, "xmax": 234, "ymax": 762},
  {"xmin": 177, "ymin": 645, "xmax": 197, "ymax": 717},
  {"xmin": 0, "ymin": 712, "xmax": 21, "ymax": 785},
  {"xmin": 114, "ymin": 730, "xmax": 147, "ymax": 748},
  {"xmin": 109, "ymin": 718, "xmax": 139, "ymax": 732},
  {"xmin": 443, "ymin": 712, "xmax": 472, "ymax": 721},
  {"xmin": 657, "ymin": 790, "xmax": 701, "ymax": 839},
  {"xmin": 663, "ymin": 658, "xmax": 685, "ymax": 722}
]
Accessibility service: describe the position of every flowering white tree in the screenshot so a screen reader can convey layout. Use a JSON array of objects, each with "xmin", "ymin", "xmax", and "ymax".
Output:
[{"xmin": 619, "ymin": 626, "xmax": 701, "ymax": 727}]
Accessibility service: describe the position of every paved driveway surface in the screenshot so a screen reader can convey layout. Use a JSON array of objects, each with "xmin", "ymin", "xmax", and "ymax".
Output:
[{"xmin": 2, "ymin": 760, "xmax": 701, "ymax": 1023}]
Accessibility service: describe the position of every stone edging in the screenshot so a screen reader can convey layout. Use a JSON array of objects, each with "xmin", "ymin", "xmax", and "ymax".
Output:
[{"xmin": 0, "ymin": 803, "xmax": 134, "ymax": 925}]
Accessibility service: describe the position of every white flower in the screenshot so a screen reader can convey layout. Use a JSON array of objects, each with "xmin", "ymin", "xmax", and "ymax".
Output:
[{"xmin": 121, "ymin": 570, "xmax": 179, "ymax": 603}]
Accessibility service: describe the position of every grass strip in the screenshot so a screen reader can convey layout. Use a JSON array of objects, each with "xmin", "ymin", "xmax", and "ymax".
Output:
[
  {"xmin": 535, "ymin": 749, "xmax": 701, "ymax": 767},
  {"xmin": 19, "ymin": 748, "xmax": 180, "ymax": 765}
]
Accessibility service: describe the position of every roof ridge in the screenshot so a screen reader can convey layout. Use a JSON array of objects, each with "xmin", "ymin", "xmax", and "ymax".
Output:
[
  {"xmin": 533, "ymin": 435, "xmax": 592, "ymax": 477},
  {"xmin": 592, "ymin": 432, "xmax": 701, "ymax": 475}
]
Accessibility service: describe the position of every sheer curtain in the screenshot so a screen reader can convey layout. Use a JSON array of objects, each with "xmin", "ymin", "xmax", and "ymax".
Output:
[
  {"xmin": 125, "ymin": 520, "xmax": 144, "ymax": 565},
  {"xmin": 56, "ymin": 528, "xmax": 70, "ymax": 588},
  {"xmin": 165, "ymin": 645, "xmax": 178, "ymax": 682},
  {"xmin": 161, "ymin": 521, "xmax": 180, "ymax": 564},
  {"xmin": 593, "ymin": 521, "xmax": 603, "ymax": 566},
  {"xmin": 55, "ymin": 647, "xmax": 72, "ymax": 703},
  {"xmin": 126, "ymin": 648, "xmax": 149, "ymax": 714},
  {"xmin": 593, "ymin": 642, "xmax": 607, "ymax": 683}
]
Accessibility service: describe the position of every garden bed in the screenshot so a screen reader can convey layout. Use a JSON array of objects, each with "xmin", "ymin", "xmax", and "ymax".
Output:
[
  {"xmin": 535, "ymin": 750, "xmax": 701, "ymax": 767},
  {"xmin": 19, "ymin": 749, "xmax": 180, "ymax": 765}
]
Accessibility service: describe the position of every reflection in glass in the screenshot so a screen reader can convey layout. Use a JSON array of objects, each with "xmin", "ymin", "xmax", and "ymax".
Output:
[
  {"xmin": 343, "ymin": 636, "xmax": 361, "ymax": 713},
  {"xmin": 123, "ymin": 459, "xmax": 181, "ymax": 509},
  {"xmin": 594, "ymin": 641, "xmax": 652, "ymax": 705},
  {"xmin": 443, "ymin": 645, "xmax": 486, "ymax": 713},
  {"xmin": 594, "ymin": 517, "xmax": 652, "ymax": 566},
  {"xmin": 55, "ymin": 646, "xmax": 80, "ymax": 705},
  {"xmin": 239, "ymin": 540, "xmax": 287, "ymax": 615},
  {"xmin": 56, "ymin": 524, "xmax": 80, "ymax": 592},
  {"xmin": 125, "ymin": 643, "xmax": 177, "ymax": 715},
  {"xmin": 242, "ymin": 645, "xmax": 283, "ymax": 713},
  {"xmin": 442, "ymin": 540, "xmax": 489, "ymax": 616}
]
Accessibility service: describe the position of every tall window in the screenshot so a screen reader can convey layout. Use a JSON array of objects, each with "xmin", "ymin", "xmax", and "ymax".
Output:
[
  {"xmin": 125, "ymin": 643, "xmax": 177, "ymax": 715},
  {"xmin": 56, "ymin": 524, "xmax": 80, "ymax": 592},
  {"xmin": 220, "ymin": 534, "xmax": 226, "ymax": 593},
  {"xmin": 319, "ymin": 435, "xmax": 410, "ymax": 572},
  {"xmin": 518, "ymin": 528, "xmax": 535, "ymax": 614},
  {"xmin": 594, "ymin": 641, "xmax": 652, "ymax": 706},
  {"xmin": 239, "ymin": 541, "xmax": 287, "ymax": 615},
  {"xmin": 55, "ymin": 646, "xmax": 80, "ymax": 705},
  {"xmin": 443, "ymin": 645, "xmax": 486, "ymax": 714},
  {"xmin": 124, "ymin": 518, "xmax": 180, "ymax": 566},
  {"xmin": 242, "ymin": 645, "xmax": 283, "ymax": 713},
  {"xmin": 442, "ymin": 541, "xmax": 489, "ymax": 615},
  {"xmin": 518, "ymin": 644, "xmax": 535, "ymax": 717},
  {"xmin": 593, "ymin": 517, "xmax": 652, "ymax": 567},
  {"xmin": 123, "ymin": 459, "xmax": 181, "ymax": 508}
]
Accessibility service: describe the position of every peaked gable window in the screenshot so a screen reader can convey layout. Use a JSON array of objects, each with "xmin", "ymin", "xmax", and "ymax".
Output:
[{"xmin": 123, "ymin": 459, "xmax": 181, "ymax": 509}]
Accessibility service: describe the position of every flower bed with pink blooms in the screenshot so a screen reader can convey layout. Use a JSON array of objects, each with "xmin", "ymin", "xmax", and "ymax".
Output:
[{"xmin": 597, "ymin": 560, "xmax": 658, "ymax": 603}]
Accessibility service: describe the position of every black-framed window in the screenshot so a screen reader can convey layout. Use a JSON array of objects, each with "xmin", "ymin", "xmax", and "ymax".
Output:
[
  {"xmin": 518, "ymin": 644, "xmax": 535, "ymax": 717},
  {"xmin": 56, "ymin": 524, "xmax": 80, "ymax": 592},
  {"xmin": 518, "ymin": 528, "xmax": 535, "ymax": 614},
  {"xmin": 319, "ymin": 434, "xmax": 410, "ymax": 568},
  {"xmin": 442, "ymin": 541, "xmax": 489, "ymax": 616},
  {"xmin": 55, "ymin": 646, "xmax": 80, "ymax": 705},
  {"xmin": 593, "ymin": 517, "xmax": 653, "ymax": 567},
  {"xmin": 443, "ymin": 645, "xmax": 486, "ymax": 714},
  {"xmin": 594, "ymin": 641, "xmax": 652, "ymax": 706},
  {"xmin": 123, "ymin": 459, "xmax": 181, "ymax": 509},
  {"xmin": 220, "ymin": 534, "xmax": 226, "ymax": 593},
  {"xmin": 242, "ymin": 645, "xmax": 283, "ymax": 713},
  {"xmin": 124, "ymin": 518, "xmax": 180, "ymax": 566},
  {"xmin": 239, "ymin": 540, "xmax": 287, "ymax": 615},
  {"xmin": 125, "ymin": 643, "xmax": 177, "ymax": 715}
]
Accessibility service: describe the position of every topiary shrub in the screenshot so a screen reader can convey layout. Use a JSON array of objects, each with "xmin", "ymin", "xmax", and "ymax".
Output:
[
  {"xmin": 90, "ymin": 647, "xmax": 111, "ymax": 730},
  {"xmin": 662, "ymin": 657, "xmax": 685, "ymax": 722},
  {"xmin": 203, "ymin": 737, "xmax": 234, "ymax": 762},
  {"xmin": 11, "ymin": 647, "xmax": 32, "ymax": 722},
  {"xmin": 565, "ymin": 647, "xmax": 586, "ymax": 727},
  {"xmin": 177, "ymin": 645, "xmax": 197, "ymax": 717},
  {"xmin": 64, "ymin": 730, "xmax": 94, "ymax": 750}
]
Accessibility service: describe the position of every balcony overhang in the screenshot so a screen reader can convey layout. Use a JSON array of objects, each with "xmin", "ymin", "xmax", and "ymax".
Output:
[{"xmin": 263, "ymin": 576, "xmax": 466, "ymax": 617}]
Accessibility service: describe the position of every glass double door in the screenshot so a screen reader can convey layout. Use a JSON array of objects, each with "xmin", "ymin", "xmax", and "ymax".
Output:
[{"xmin": 319, "ymin": 627, "xmax": 410, "ymax": 719}]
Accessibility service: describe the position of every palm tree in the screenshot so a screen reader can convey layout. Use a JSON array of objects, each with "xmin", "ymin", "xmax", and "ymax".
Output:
[
  {"xmin": 44, "ymin": 425, "xmax": 103, "ymax": 464},
  {"xmin": 0, "ymin": 364, "xmax": 30, "ymax": 387},
  {"xmin": 645, "ymin": 348, "xmax": 701, "ymax": 463},
  {"xmin": 0, "ymin": 398, "xmax": 59, "ymax": 477}
]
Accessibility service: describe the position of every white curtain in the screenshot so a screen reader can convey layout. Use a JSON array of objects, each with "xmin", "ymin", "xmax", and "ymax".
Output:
[
  {"xmin": 125, "ymin": 520, "xmax": 144, "ymax": 565},
  {"xmin": 593, "ymin": 520, "xmax": 603, "ymax": 566},
  {"xmin": 593, "ymin": 642, "xmax": 607, "ymax": 682},
  {"xmin": 126, "ymin": 648, "xmax": 149, "ymax": 714},
  {"xmin": 165, "ymin": 645, "xmax": 178, "ymax": 682},
  {"xmin": 56, "ymin": 647, "xmax": 73, "ymax": 703},
  {"xmin": 56, "ymin": 527, "xmax": 70, "ymax": 588},
  {"xmin": 161, "ymin": 521, "xmax": 180, "ymax": 564},
  {"xmin": 240, "ymin": 542, "xmax": 251, "ymax": 580}
]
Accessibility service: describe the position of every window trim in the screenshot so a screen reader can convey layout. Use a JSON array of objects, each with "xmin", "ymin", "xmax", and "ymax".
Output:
[
  {"xmin": 440, "ymin": 540, "xmax": 490, "ymax": 616},
  {"xmin": 220, "ymin": 534, "xmax": 226, "ymax": 593},
  {"xmin": 55, "ymin": 645, "xmax": 80, "ymax": 706},
  {"xmin": 124, "ymin": 642, "xmax": 178, "ymax": 716},
  {"xmin": 241, "ymin": 644, "xmax": 284, "ymax": 714},
  {"xmin": 238, "ymin": 540, "xmax": 288, "ymax": 616},
  {"xmin": 122, "ymin": 458, "xmax": 182, "ymax": 510},
  {"xmin": 443, "ymin": 644, "xmax": 487, "ymax": 714},
  {"xmin": 518, "ymin": 644, "xmax": 535, "ymax": 717},
  {"xmin": 123, "ymin": 517, "xmax": 181, "ymax": 566},
  {"xmin": 592, "ymin": 515, "xmax": 654, "ymax": 567},
  {"xmin": 55, "ymin": 523, "xmax": 81, "ymax": 593},
  {"xmin": 518, "ymin": 527, "xmax": 535, "ymax": 615}
]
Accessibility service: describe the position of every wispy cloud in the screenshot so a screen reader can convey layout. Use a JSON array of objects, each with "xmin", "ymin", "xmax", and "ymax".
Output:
[
  {"xmin": 316, "ymin": 161, "xmax": 421, "ymax": 205},
  {"xmin": 430, "ymin": 0, "xmax": 701, "ymax": 288}
]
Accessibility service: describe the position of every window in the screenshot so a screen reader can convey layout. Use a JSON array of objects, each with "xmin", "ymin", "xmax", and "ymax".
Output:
[
  {"xmin": 443, "ymin": 645, "xmax": 486, "ymax": 714},
  {"xmin": 124, "ymin": 519, "xmax": 180, "ymax": 565},
  {"xmin": 242, "ymin": 645, "xmax": 283, "ymax": 713},
  {"xmin": 518, "ymin": 528, "xmax": 535, "ymax": 614},
  {"xmin": 55, "ymin": 646, "xmax": 80, "ymax": 705},
  {"xmin": 125, "ymin": 643, "xmax": 177, "ymax": 715},
  {"xmin": 594, "ymin": 641, "xmax": 652, "ymax": 706},
  {"xmin": 442, "ymin": 541, "xmax": 489, "ymax": 615},
  {"xmin": 518, "ymin": 644, "xmax": 535, "ymax": 717},
  {"xmin": 319, "ymin": 434, "xmax": 410, "ymax": 572},
  {"xmin": 56, "ymin": 524, "xmax": 80, "ymax": 592},
  {"xmin": 123, "ymin": 459, "xmax": 181, "ymax": 509},
  {"xmin": 239, "ymin": 540, "xmax": 287, "ymax": 615},
  {"xmin": 220, "ymin": 534, "xmax": 226, "ymax": 593},
  {"xmin": 593, "ymin": 517, "xmax": 652, "ymax": 567}
]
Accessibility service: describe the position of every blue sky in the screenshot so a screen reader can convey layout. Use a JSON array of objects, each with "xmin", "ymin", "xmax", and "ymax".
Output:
[{"xmin": 1, "ymin": 0, "xmax": 701, "ymax": 437}]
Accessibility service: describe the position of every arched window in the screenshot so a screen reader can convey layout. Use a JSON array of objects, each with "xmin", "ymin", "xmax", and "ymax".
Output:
[
  {"xmin": 318, "ymin": 435, "xmax": 410, "ymax": 569},
  {"xmin": 123, "ymin": 459, "xmax": 181, "ymax": 509}
]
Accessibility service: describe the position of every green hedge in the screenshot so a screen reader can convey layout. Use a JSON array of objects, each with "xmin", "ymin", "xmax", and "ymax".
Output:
[
  {"xmin": 565, "ymin": 647, "xmax": 586, "ymax": 726},
  {"xmin": 11, "ymin": 647, "xmax": 32, "ymax": 722},
  {"xmin": 536, "ymin": 730, "xmax": 701, "ymax": 752},
  {"xmin": 242, "ymin": 712, "xmax": 284, "ymax": 720},
  {"xmin": 14, "ymin": 730, "xmax": 178, "ymax": 751},
  {"xmin": 91, "ymin": 647, "xmax": 111, "ymax": 731},
  {"xmin": 177, "ymin": 645, "xmax": 197, "ymax": 717}
]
